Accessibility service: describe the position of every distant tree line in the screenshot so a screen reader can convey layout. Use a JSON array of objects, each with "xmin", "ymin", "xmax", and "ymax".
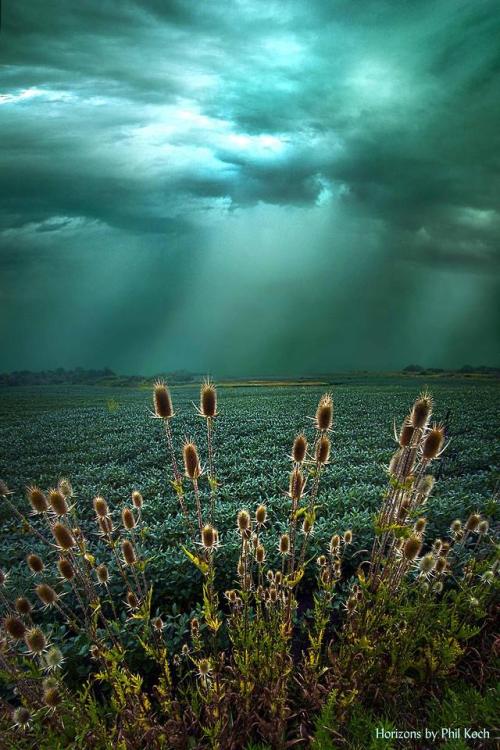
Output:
[
  {"xmin": 403, "ymin": 364, "xmax": 499, "ymax": 375},
  {"xmin": 0, "ymin": 368, "xmax": 195, "ymax": 387}
]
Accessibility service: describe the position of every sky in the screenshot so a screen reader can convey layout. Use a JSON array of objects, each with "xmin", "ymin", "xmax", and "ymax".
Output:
[{"xmin": 1, "ymin": 0, "xmax": 499, "ymax": 376}]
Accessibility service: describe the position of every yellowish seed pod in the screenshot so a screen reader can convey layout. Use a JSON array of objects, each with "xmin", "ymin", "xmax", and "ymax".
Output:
[
  {"xmin": 237, "ymin": 510, "xmax": 251, "ymax": 533},
  {"xmin": 255, "ymin": 504, "xmax": 267, "ymax": 526},
  {"xmin": 279, "ymin": 534, "xmax": 290, "ymax": 555},
  {"xmin": 93, "ymin": 496, "xmax": 109, "ymax": 517},
  {"xmin": 132, "ymin": 491, "xmax": 143, "ymax": 509}
]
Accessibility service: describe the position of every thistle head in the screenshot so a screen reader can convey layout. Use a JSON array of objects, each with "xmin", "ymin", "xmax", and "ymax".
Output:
[
  {"xmin": 43, "ymin": 686, "xmax": 62, "ymax": 710},
  {"xmin": 153, "ymin": 380, "xmax": 174, "ymax": 419},
  {"xmin": 422, "ymin": 424, "xmax": 445, "ymax": 460},
  {"xmin": 44, "ymin": 646, "xmax": 64, "ymax": 671},
  {"xmin": 126, "ymin": 591, "xmax": 139, "ymax": 610},
  {"xmin": 183, "ymin": 441, "xmax": 201, "ymax": 480},
  {"xmin": 200, "ymin": 380, "xmax": 217, "ymax": 418},
  {"xmin": 237, "ymin": 510, "xmax": 251, "ymax": 533},
  {"xmin": 343, "ymin": 530, "xmax": 353, "ymax": 545},
  {"xmin": 288, "ymin": 468, "xmax": 305, "ymax": 501},
  {"xmin": 399, "ymin": 418, "xmax": 414, "ymax": 447},
  {"xmin": 27, "ymin": 486, "xmax": 48, "ymax": 514},
  {"xmin": 450, "ymin": 519, "xmax": 462, "ymax": 535},
  {"xmin": 57, "ymin": 558, "xmax": 74, "ymax": 581},
  {"xmin": 152, "ymin": 616, "xmax": 164, "ymax": 631},
  {"xmin": 132, "ymin": 491, "xmax": 143, "ymax": 509},
  {"xmin": 93, "ymin": 496, "xmax": 109, "ymax": 518},
  {"xmin": 419, "ymin": 553, "xmax": 435, "ymax": 575},
  {"xmin": 25, "ymin": 627, "xmax": 47, "ymax": 654},
  {"xmin": 255, "ymin": 504, "xmax": 267, "ymax": 526},
  {"xmin": 255, "ymin": 544, "xmax": 266, "ymax": 564},
  {"xmin": 315, "ymin": 393, "xmax": 333, "ymax": 432},
  {"xmin": 435, "ymin": 556, "xmax": 447, "ymax": 574},
  {"xmin": 27, "ymin": 553, "xmax": 44, "ymax": 574},
  {"xmin": 329, "ymin": 534, "xmax": 340, "ymax": 555},
  {"xmin": 416, "ymin": 475, "xmax": 435, "ymax": 499},
  {"xmin": 35, "ymin": 583, "xmax": 58, "ymax": 607},
  {"xmin": 52, "ymin": 522, "xmax": 76, "ymax": 550},
  {"xmin": 48, "ymin": 489, "xmax": 68, "ymax": 516},
  {"xmin": 414, "ymin": 517, "xmax": 427, "ymax": 535},
  {"xmin": 465, "ymin": 513, "xmax": 481, "ymax": 532},
  {"xmin": 315, "ymin": 434, "xmax": 331, "ymax": 465},
  {"xmin": 121, "ymin": 540, "xmax": 136, "ymax": 566},
  {"xmin": 410, "ymin": 392, "xmax": 433, "ymax": 429},
  {"xmin": 12, "ymin": 706, "xmax": 31, "ymax": 730},
  {"xmin": 198, "ymin": 657, "xmax": 211, "ymax": 677},
  {"xmin": 98, "ymin": 516, "xmax": 113, "ymax": 535},
  {"xmin": 122, "ymin": 507, "xmax": 136, "ymax": 530},
  {"xmin": 302, "ymin": 515, "xmax": 313, "ymax": 534},
  {"xmin": 279, "ymin": 534, "xmax": 290, "ymax": 555},
  {"xmin": 292, "ymin": 434, "xmax": 307, "ymax": 464},
  {"xmin": 403, "ymin": 535, "xmax": 422, "ymax": 561},
  {"xmin": 201, "ymin": 524, "xmax": 217, "ymax": 550},
  {"xmin": 15, "ymin": 597, "xmax": 32, "ymax": 616},
  {"xmin": 96, "ymin": 564, "xmax": 109, "ymax": 584},
  {"xmin": 57, "ymin": 478, "xmax": 73, "ymax": 498},
  {"xmin": 478, "ymin": 519, "xmax": 489, "ymax": 535},
  {"xmin": 4, "ymin": 615, "xmax": 26, "ymax": 640}
]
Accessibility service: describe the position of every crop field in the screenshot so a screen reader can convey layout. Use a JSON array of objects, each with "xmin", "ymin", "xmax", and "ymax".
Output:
[{"xmin": 0, "ymin": 379, "xmax": 497, "ymax": 612}]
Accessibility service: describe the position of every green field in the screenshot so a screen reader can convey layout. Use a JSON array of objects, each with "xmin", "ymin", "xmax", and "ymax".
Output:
[{"xmin": 1, "ymin": 379, "xmax": 497, "ymax": 612}]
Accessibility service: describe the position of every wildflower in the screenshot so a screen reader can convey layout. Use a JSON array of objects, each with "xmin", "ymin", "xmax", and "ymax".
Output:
[
  {"xmin": 15, "ymin": 597, "xmax": 32, "ymax": 616},
  {"xmin": 52, "ymin": 523, "xmax": 76, "ymax": 550},
  {"xmin": 12, "ymin": 706, "xmax": 31, "ymax": 730},
  {"xmin": 44, "ymin": 646, "xmax": 65, "ymax": 672},
  {"xmin": 199, "ymin": 380, "xmax": 217, "ymax": 418},
  {"xmin": 93, "ymin": 496, "xmax": 109, "ymax": 517},
  {"xmin": 183, "ymin": 441, "xmax": 201, "ymax": 480},
  {"xmin": 315, "ymin": 394, "xmax": 333, "ymax": 431},
  {"xmin": 27, "ymin": 553, "xmax": 44, "ymax": 574},
  {"xmin": 4, "ymin": 616, "xmax": 26, "ymax": 640},
  {"xmin": 25, "ymin": 627, "xmax": 47, "ymax": 654},
  {"xmin": 292, "ymin": 434, "xmax": 307, "ymax": 464},
  {"xmin": 410, "ymin": 392, "xmax": 433, "ymax": 429},
  {"xmin": 27, "ymin": 486, "xmax": 48, "ymax": 514},
  {"xmin": 255, "ymin": 504, "xmax": 267, "ymax": 526},
  {"xmin": 153, "ymin": 381, "xmax": 174, "ymax": 419},
  {"xmin": 122, "ymin": 507, "xmax": 136, "ymax": 530},
  {"xmin": 48, "ymin": 489, "xmax": 68, "ymax": 516}
]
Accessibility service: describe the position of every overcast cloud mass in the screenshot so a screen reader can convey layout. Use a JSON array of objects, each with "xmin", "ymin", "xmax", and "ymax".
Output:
[{"xmin": 1, "ymin": 0, "xmax": 499, "ymax": 375}]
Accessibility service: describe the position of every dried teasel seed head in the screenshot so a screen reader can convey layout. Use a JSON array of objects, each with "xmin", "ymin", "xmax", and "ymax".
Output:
[
  {"xmin": 99, "ymin": 516, "xmax": 113, "ymax": 535},
  {"xmin": 419, "ymin": 553, "xmax": 435, "ymax": 574},
  {"xmin": 346, "ymin": 595, "xmax": 357, "ymax": 613},
  {"xmin": 126, "ymin": 591, "xmax": 139, "ymax": 609},
  {"xmin": 414, "ymin": 517, "xmax": 427, "ymax": 534},
  {"xmin": 255, "ymin": 504, "xmax": 267, "ymax": 526},
  {"xmin": 237, "ymin": 510, "xmax": 251, "ymax": 533},
  {"xmin": 4, "ymin": 615, "xmax": 26, "ymax": 640},
  {"xmin": 465, "ymin": 513, "xmax": 481, "ymax": 532},
  {"xmin": 43, "ymin": 686, "xmax": 62, "ymax": 709},
  {"xmin": 416, "ymin": 475, "xmax": 435, "ymax": 499},
  {"xmin": 122, "ymin": 507, "xmax": 136, "ymax": 530},
  {"xmin": 289, "ymin": 468, "xmax": 305, "ymax": 501},
  {"xmin": 432, "ymin": 539, "xmax": 442, "ymax": 554},
  {"xmin": 279, "ymin": 534, "xmax": 290, "ymax": 555},
  {"xmin": 315, "ymin": 434, "xmax": 331, "ymax": 465},
  {"xmin": 27, "ymin": 486, "xmax": 48, "ymax": 514},
  {"xmin": 315, "ymin": 393, "xmax": 333, "ymax": 431},
  {"xmin": 36, "ymin": 584, "xmax": 58, "ymax": 607},
  {"xmin": 200, "ymin": 380, "xmax": 217, "ymax": 418},
  {"xmin": 183, "ymin": 442, "xmax": 201, "ymax": 480},
  {"xmin": 330, "ymin": 534, "xmax": 340, "ymax": 554},
  {"xmin": 198, "ymin": 658, "xmax": 211, "ymax": 676},
  {"xmin": 52, "ymin": 522, "xmax": 76, "ymax": 550},
  {"xmin": 403, "ymin": 535, "xmax": 422, "ymax": 561},
  {"xmin": 13, "ymin": 706, "xmax": 31, "ymax": 729},
  {"xmin": 44, "ymin": 646, "xmax": 64, "ymax": 671},
  {"xmin": 93, "ymin": 496, "xmax": 109, "ymax": 517},
  {"xmin": 343, "ymin": 530, "xmax": 353, "ymax": 545},
  {"xmin": 202, "ymin": 524, "xmax": 217, "ymax": 550},
  {"xmin": 292, "ymin": 434, "xmax": 307, "ymax": 463},
  {"xmin": 58, "ymin": 478, "xmax": 72, "ymax": 498},
  {"xmin": 320, "ymin": 568, "xmax": 331, "ymax": 586},
  {"xmin": 422, "ymin": 425, "xmax": 445, "ymax": 460},
  {"xmin": 181, "ymin": 643, "xmax": 189, "ymax": 656},
  {"xmin": 433, "ymin": 581, "xmax": 443, "ymax": 594},
  {"xmin": 25, "ymin": 627, "xmax": 47, "ymax": 654},
  {"xmin": 478, "ymin": 520, "xmax": 489, "ymax": 535},
  {"xmin": 266, "ymin": 570, "xmax": 274, "ymax": 582},
  {"xmin": 269, "ymin": 586, "xmax": 278, "ymax": 603},
  {"xmin": 153, "ymin": 380, "xmax": 174, "ymax": 419},
  {"xmin": 96, "ymin": 564, "xmax": 109, "ymax": 584},
  {"xmin": 399, "ymin": 418, "xmax": 415, "ymax": 447},
  {"xmin": 389, "ymin": 450, "xmax": 402, "ymax": 476},
  {"xmin": 132, "ymin": 491, "xmax": 143, "ymax": 509},
  {"xmin": 441, "ymin": 542, "xmax": 450, "ymax": 554},
  {"xmin": 435, "ymin": 556, "xmax": 447, "ymax": 574},
  {"xmin": 15, "ymin": 597, "xmax": 32, "ymax": 616},
  {"xmin": 255, "ymin": 544, "xmax": 266, "ymax": 564},
  {"xmin": 57, "ymin": 558, "xmax": 74, "ymax": 581},
  {"xmin": 121, "ymin": 540, "xmax": 136, "ymax": 565},
  {"xmin": 190, "ymin": 618, "xmax": 199, "ymax": 633},
  {"xmin": 302, "ymin": 516, "xmax": 313, "ymax": 534},
  {"xmin": 410, "ymin": 392, "xmax": 433, "ymax": 429},
  {"xmin": 275, "ymin": 571, "xmax": 283, "ymax": 585},
  {"xmin": 317, "ymin": 555, "xmax": 327, "ymax": 567},
  {"xmin": 27, "ymin": 553, "xmax": 44, "ymax": 574},
  {"xmin": 450, "ymin": 519, "xmax": 462, "ymax": 534},
  {"xmin": 152, "ymin": 616, "xmax": 164, "ymax": 631},
  {"xmin": 48, "ymin": 489, "xmax": 68, "ymax": 516}
]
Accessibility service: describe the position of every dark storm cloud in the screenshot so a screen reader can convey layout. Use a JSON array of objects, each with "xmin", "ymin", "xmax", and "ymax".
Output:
[{"xmin": 1, "ymin": 0, "xmax": 499, "ymax": 373}]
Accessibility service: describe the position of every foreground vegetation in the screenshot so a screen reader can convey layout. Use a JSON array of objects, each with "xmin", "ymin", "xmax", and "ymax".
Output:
[{"xmin": 0, "ymin": 383, "xmax": 498, "ymax": 748}]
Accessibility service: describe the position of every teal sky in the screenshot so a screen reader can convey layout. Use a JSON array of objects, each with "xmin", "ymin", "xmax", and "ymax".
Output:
[{"xmin": 1, "ymin": 1, "xmax": 499, "ymax": 376}]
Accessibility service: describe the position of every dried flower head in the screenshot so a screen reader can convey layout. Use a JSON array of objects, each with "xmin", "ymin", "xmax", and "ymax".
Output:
[
  {"xmin": 465, "ymin": 513, "xmax": 481, "ymax": 532},
  {"xmin": 414, "ymin": 517, "xmax": 427, "ymax": 534},
  {"xmin": 330, "ymin": 534, "xmax": 340, "ymax": 554},
  {"xmin": 432, "ymin": 539, "xmax": 442, "ymax": 555},
  {"xmin": 4, "ymin": 616, "xmax": 26, "ymax": 640},
  {"xmin": 197, "ymin": 657, "xmax": 212, "ymax": 678},
  {"xmin": 153, "ymin": 380, "xmax": 174, "ymax": 419},
  {"xmin": 403, "ymin": 535, "xmax": 422, "ymax": 561},
  {"xmin": 410, "ymin": 392, "xmax": 433, "ymax": 429},
  {"xmin": 255, "ymin": 504, "xmax": 267, "ymax": 526},
  {"xmin": 57, "ymin": 558, "xmax": 74, "ymax": 581},
  {"xmin": 52, "ymin": 522, "xmax": 76, "ymax": 550},
  {"xmin": 422, "ymin": 425, "xmax": 445, "ymax": 460},
  {"xmin": 15, "ymin": 597, "xmax": 32, "ymax": 616},
  {"xmin": 316, "ymin": 434, "xmax": 331, "ymax": 465},
  {"xmin": 122, "ymin": 507, "xmax": 136, "ymax": 530},
  {"xmin": 201, "ymin": 524, "xmax": 217, "ymax": 550},
  {"xmin": 416, "ymin": 475, "xmax": 435, "ymax": 499},
  {"xmin": 478, "ymin": 519, "xmax": 489, "ymax": 535},
  {"xmin": 43, "ymin": 686, "xmax": 62, "ymax": 710},
  {"xmin": 58, "ymin": 478, "xmax": 72, "ymax": 498},
  {"xmin": 317, "ymin": 555, "xmax": 327, "ymax": 567},
  {"xmin": 433, "ymin": 581, "xmax": 443, "ymax": 594},
  {"xmin": 255, "ymin": 544, "xmax": 266, "ymax": 564},
  {"xmin": 27, "ymin": 486, "xmax": 48, "ymax": 514},
  {"xmin": 25, "ymin": 627, "xmax": 47, "ymax": 654},
  {"xmin": 399, "ymin": 418, "xmax": 414, "ymax": 447},
  {"xmin": 190, "ymin": 617, "xmax": 199, "ymax": 634},
  {"xmin": 96, "ymin": 564, "xmax": 109, "ymax": 584},
  {"xmin": 121, "ymin": 540, "xmax": 136, "ymax": 566},
  {"xmin": 200, "ymin": 380, "xmax": 217, "ymax": 418},
  {"xmin": 12, "ymin": 706, "xmax": 31, "ymax": 730},
  {"xmin": 152, "ymin": 616, "xmax": 164, "ymax": 631},
  {"xmin": 279, "ymin": 534, "xmax": 290, "ymax": 555},
  {"xmin": 302, "ymin": 515, "xmax": 313, "ymax": 534},
  {"xmin": 292, "ymin": 434, "xmax": 307, "ymax": 464},
  {"xmin": 93, "ymin": 496, "xmax": 109, "ymax": 518},
  {"xmin": 183, "ymin": 441, "xmax": 201, "ymax": 480},
  {"xmin": 450, "ymin": 519, "xmax": 462, "ymax": 535},
  {"xmin": 126, "ymin": 591, "xmax": 139, "ymax": 610},
  {"xmin": 27, "ymin": 554, "xmax": 44, "ymax": 574},
  {"xmin": 237, "ymin": 510, "xmax": 251, "ymax": 533},
  {"xmin": 132, "ymin": 491, "xmax": 143, "ymax": 509},
  {"xmin": 419, "ymin": 553, "xmax": 435, "ymax": 576},
  {"xmin": 288, "ymin": 468, "xmax": 305, "ymax": 501},
  {"xmin": 44, "ymin": 646, "xmax": 64, "ymax": 672},
  {"xmin": 48, "ymin": 489, "xmax": 68, "ymax": 516},
  {"xmin": 98, "ymin": 516, "xmax": 113, "ymax": 535},
  {"xmin": 35, "ymin": 583, "xmax": 58, "ymax": 607},
  {"xmin": 343, "ymin": 530, "xmax": 353, "ymax": 545},
  {"xmin": 315, "ymin": 393, "xmax": 333, "ymax": 431},
  {"xmin": 435, "ymin": 557, "xmax": 447, "ymax": 574}
]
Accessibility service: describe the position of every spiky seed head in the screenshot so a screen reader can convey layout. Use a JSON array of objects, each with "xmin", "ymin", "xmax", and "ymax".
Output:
[
  {"xmin": 96, "ymin": 564, "xmax": 109, "ymax": 584},
  {"xmin": 57, "ymin": 478, "xmax": 72, "ymax": 498},
  {"xmin": 450, "ymin": 519, "xmax": 462, "ymax": 534},
  {"xmin": 289, "ymin": 468, "xmax": 305, "ymax": 501},
  {"xmin": 48, "ymin": 489, "xmax": 68, "ymax": 516},
  {"xmin": 27, "ymin": 554, "xmax": 44, "ymax": 573},
  {"xmin": 237, "ymin": 510, "xmax": 250, "ymax": 533},
  {"xmin": 255, "ymin": 504, "xmax": 267, "ymax": 526},
  {"xmin": 183, "ymin": 442, "xmax": 201, "ymax": 480},
  {"xmin": 200, "ymin": 380, "xmax": 217, "ymax": 418},
  {"xmin": 302, "ymin": 516, "xmax": 313, "ymax": 534},
  {"xmin": 122, "ymin": 507, "xmax": 136, "ymax": 530},
  {"xmin": 25, "ymin": 627, "xmax": 47, "ymax": 654},
  {"xmin": 93, "ymin": 496, "xmax": 109, "ymax": 517},
  {"xmin": 202, "ymin": 524, "xmax": 217, "ymax": 549},
  {"xmin": 346, "ymin": 595, "xmax": 357, "ymax": 613},
  {"xmin": 432, "ymin": 539, "xmax": 442, "ymax": 554},
  {"xmin": 181, "ymin": 643, "xmax": 189, "ymax": 656},
  {"xmin": 279, "ymin": 534, "xmax": 290, "ymax": 555},
  {"xmin": 266, "ymin": 570, "xmax": 274, "ymax": 583},
  {"xmin": 43, "ymin": 686, "xmax": 62, "ymax": 709},
  {"xmin": 132, "ymin": 491, "xmax": 143, "ymax": 509},
  {"xmin": 255, "ymin": 544, "xmax": 266, "ymax": 564},
  {"xmin": 478, "ymin": 520, "xmax": 489, "ymax": 535},
  {"xmin": 292, "ymin": 434, "xmax": 307, "ymax": 463},
  {"xmin": 315, "ymin": 394, "xmax": 333, "ymax": 431},
  {"xmin": 422, "ymin": 425, "xmax": 445, "ymax": 460},
  {"xmin": 27, "ymin": 486, "xmax": 48, "ymax": 514},
  {"xmin": 35, "ymin": 584, "xmax": 58, "ymax": 607},
  {"xmin": 414, "ymin": 517, "xmax": 427, "ymax": 534},
  {"xmin": 343, "ymin": 530, "xmax": 353, "ymax": 545},
  {"xmin": 320, "ymin": 568, "xmax": 331, "ymax": 586},
  {"xmin": 4, "ymin": 616, "xmax": 26, "ymax": 640},
  {"xmin": 419, "ymin": 553, "xmax": 435, "ymax": 574},
  {"xmin": 191, "ymin": 617, "xmax": 199, "ymax": 634},
  {"xmin": 152, "ymin": 616, "xmax": 164, "ymax": 631},
  {"xmin": 399, "ymin": 419, "xmax": 414, "ymax": 447},
  {"xmin": 410, "ymin": 392, "xmax": 433, "ymax": 429},
  {"xmin": 13, "ymin": 706, "xmax": 31, "ymax": 729},
  {"xmin": 315, "ymin": 434, "xmax": 331, "ymax": 465},
  {"xmin": 441, "ymin": 542, "xmax": 450, "ymax": 554},
  {"xmin": 482, "ymin": 570, "xmax": 494, "ymax": 584},
  {"xmin": 433, "ymin": 581, "xmax": 443, "ymax": 594},
  {"xmin": 198, "ymin": 658, "xmax": 211, "ymax": 676},
  {"xmin": 435, "ymin": 557, "xmax": 447, "ymax": 574},
  {"xmin": 465, "ymin": 513, "xmax": 481, "ymax": 532},
  {"xmin": 275, "ymin": 571, "xmax": 283, "ymax": 585},
  {"xmin": 153, "ymin": 380, "xmax": 174, "ymax": 419},
  {"xmin": 417, "ymin": 475, "xmax": 436, "ymax": 499},
  {"xmin": 52, "ymin": 522, "xmax": 75, "ymax": 550},
  {"xmin": 57, "ymin": 558, "xmax": 74, "ymax": 581},
  {"xmin": 126, "ymin": 591, "xmax": 139, "ymax": 609},
  {"xmin": 44, "ymin": 646, "xmax": 64, "ymax": 670},
  {"xmin": 121, "ymin": 540, "xmax": 136, "ymax": 565},
  {"xmin": 99, "ymin": 516, "xmax": 113, "ymax": 535},
  {"xmin": 15, "ymin": 597, "xmax": 32, "ymax": 616},
  {"xmin": 269, "ymin": 586, "xmax": 278, "ymax": 603},
  {"xmin": 403, "ymin": 535, "xmax": 422, "ymax": 561},
  {"xmin": 330, "ymin": 534, "xmax": 340, "ymax": 554}
]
